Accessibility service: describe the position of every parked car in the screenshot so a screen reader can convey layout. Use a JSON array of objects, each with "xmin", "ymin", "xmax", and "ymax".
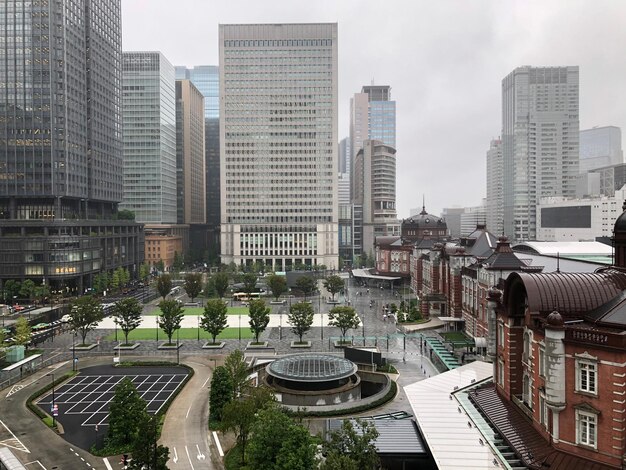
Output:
[{"xmin": 61, "ymin": 314, "xmax": 71, "ymax": 323}]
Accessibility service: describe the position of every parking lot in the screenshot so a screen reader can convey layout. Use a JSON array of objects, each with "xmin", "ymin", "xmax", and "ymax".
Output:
[{"xmin": 37, "ymin": 364, "xmax": 189, "ymax": 450}]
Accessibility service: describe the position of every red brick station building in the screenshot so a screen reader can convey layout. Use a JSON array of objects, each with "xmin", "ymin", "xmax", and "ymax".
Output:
[{"xmin": 376, "ymin": 203, "xmax": 626, "ymax": 469}]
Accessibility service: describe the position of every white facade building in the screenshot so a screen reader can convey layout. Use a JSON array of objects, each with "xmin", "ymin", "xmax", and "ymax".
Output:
[
  {"xmin": 485, "ymin": 138, "xmax": 503, "ymax": 235},
  {"xmin": 219, "ymin": 24, "xmax": 339, "ymax": 270},
  {"xmin": 536, "ymin": 186, "xmax": 626, "ymax": 241},
  {"xmin": 501, "ymin": 66, "xmax": 579, "ymax": 241},
  {"xmin": 579, "ymin": 126, "xmax": 623, "ymax": 173}
]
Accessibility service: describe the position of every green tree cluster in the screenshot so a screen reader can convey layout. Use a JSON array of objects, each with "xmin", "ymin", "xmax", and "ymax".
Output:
[
  {"xmin": 157, "ymin": 299, "xmax": 184, "ymax": 345},
  {"xmin": 113, "ymin": 298, "xmax": 142, "ymax": 345},
  {"xmin": 295, "ymin": 276, "xmax": 317, "ymax": 300},
  {"xmin": 266, "ymin": 274, "xmax": 287, "ymax": 301},
  {"xmin": 328, "ymin": 306, "xmax": 361, "ymax": 343},
  {"xmin": 156, "ymin": 274, "xmax": 172, "ymax": 300},
  {"xmin": 287, "ymin": 301, "xmax": 314, "ymax": 343},
  {"xmin": 323, "ymin": 275, "xmax": 344, "ymax": 301}
]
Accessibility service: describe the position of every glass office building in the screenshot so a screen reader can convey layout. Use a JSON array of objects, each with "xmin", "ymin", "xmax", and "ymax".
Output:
[
  {"xmin": 121, "ymin": 52, "xmax": 177, "ymax": 224},
  {"xmin": 0, "ymin": 0, "xmax": 144, "ymax": 294}
]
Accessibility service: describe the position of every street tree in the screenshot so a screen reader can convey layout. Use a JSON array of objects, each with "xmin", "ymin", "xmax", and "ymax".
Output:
[
  {"xmin": 248, "ymin": 299, "xmax": 270, "ymax": 344},
  {"xmin": 107, "ymin": 378, "xmax": 146, "ymax": 447},
  {"xmin": 323, "ymin": 275, "xmax": 345, "ymax": 301},
  {"xmin": 111, "ymin": 268, "xmax": 121, "ymax": 291},
  {"xmin": 213, "ymin": 272, "xmax": 230, "ymax": 298},
  {"xmin": 70, "ymin": 295, "xmax": 104, "ymax": 345},
  {"xmin": 287, "ymin": 301, "xmax": 314, "ymax": 343},
  {"xmin": 321, "ymin": 419, "xmax": 380, "ymax": 470},
  {"xmin": 3, "ymin": 280, "xmax": 21, "ymax": 303},
  {"xmin": 183, "ymin": 272, "xmax": 203, "ymax": 301},
  {"xmin": 13, "ymin": 317, "xmax": 31, "ymax": 347},
  {"xmin": 129, "ymin": 412, "xmax": 169, "ymax": 470},
  {"xmin": 209, "ymin": 365, "xmax": 233, "ymax": 423},
  {"xmin": 328, "ymin": 306, "xmax": 361, "ymax": 344},
  {"xmin": 242, "ymin": 272, "xmax": 257, "ymax": 296},
  {"xmin": 295, "ymin": 275, "xmax": 316, "ymax": 300},
  {"xmin": 224, "ymin": 349, "xmax": 249, "ymax": 398},
  {"xmin": 266, "ymin": 274, "xmax": 287, "ymax": 301},
  {"xmin": 93, "ymin": 272, "xmax": 110, "ymax": 294},
  {"xmin": 139, "ymin": 263, "xmax": 150, "ymax": 283},
  {"xmin": 33, "ymin": 283, "xmax": 50, "ymax": 305},
  {"xmin": 157, "ymin": 299, "xmax": 185, "ymax": 345},
  {"xmin": 113, "ymin": 298, "xmax": 143, "ymax": 345},
  {"xmin": 19, "ymin": 279, "xmax": 36, "ymax": 301},
  {"xmin": 156, "ymin": 274, "xmax": 172, "ymax": 300},
  {"xmin": 172, "ymin": 251, "xmax": 184, "ymax": 272},
  {"xmin": 200, "ymin": 299, "xmax": 228, "ymax": 344},
  {"xmin": 155, "ymin": 259, "xmax": 165, "ymax": 273}
]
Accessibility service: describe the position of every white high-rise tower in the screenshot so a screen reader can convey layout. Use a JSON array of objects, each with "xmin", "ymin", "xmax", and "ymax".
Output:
[
  {"xmin": 501, "ymin": 66, "xmax": 579, "ymax": 241},
  {"xmin": 219, "ymin": 24, "xmax": 339, "ymax": 270}
]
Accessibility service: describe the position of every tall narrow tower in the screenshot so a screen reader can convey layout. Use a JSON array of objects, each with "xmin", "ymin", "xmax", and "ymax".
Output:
[
  {"xmin": 501, "ymin": 66, "xmax": 579, "ymax": 241},
  {"xmin": 219, "ymin": 24, "xmax": 339, "ymax": 270}
]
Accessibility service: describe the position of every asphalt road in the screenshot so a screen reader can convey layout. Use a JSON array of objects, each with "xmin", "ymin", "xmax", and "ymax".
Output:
[
  {"xmin": 0, "ymin": 358, "xmax": 112, "ymax": 470},
  {"xmin": 159, "ymin": 357, "xmax": 219, "ymax": 470}
]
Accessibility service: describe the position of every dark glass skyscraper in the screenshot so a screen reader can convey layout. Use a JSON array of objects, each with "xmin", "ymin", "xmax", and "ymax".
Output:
[
  {"xmin": 175, "ymin": 65, "xmax": 220, "ymax": 262},
  {"xmin": 0, "ymin": 0, "xmax": 143, "ymax": 295}
]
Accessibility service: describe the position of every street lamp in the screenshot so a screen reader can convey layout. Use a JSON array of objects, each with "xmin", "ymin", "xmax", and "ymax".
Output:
[
  {"xmin": 46, "ymin": 373, "xmax": 56, "ymax": 427},
  {"xmin": 197, "ymin": 313, "xmax": 200, "ymax": 342},
  {"xmin": 176, "ymin": 328, "xmax": 180, "ymax": 364},
  {"xmin": 72, "ymin": 330, "xmax": 76, "ymax": 371}
]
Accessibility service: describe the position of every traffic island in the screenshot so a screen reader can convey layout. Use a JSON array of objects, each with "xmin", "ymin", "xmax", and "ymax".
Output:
[{"xmin": 202, "ymin": 342, "xmax": 225, "ymax": 349}]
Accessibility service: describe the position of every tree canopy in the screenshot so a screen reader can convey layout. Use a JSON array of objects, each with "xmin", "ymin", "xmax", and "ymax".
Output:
[
  {"xmin": 200, "ymin": 299, "xmax": 228, "ymax": 344},
  {"xmin": 287, "ymin": 301, "xmax": 315, "ymax": 343},
  {"xmin": 248, "ymin": 299, "xmax": 270, "ymax": 344},
  {"xmin": 113, "ymin": 298, "xmax": 143, "ymax": 345},
  {"xmin": 241, "ymin": 273, "xmax": 258, "ymax": 295},
  {"xmin": 321, "ymin": 419, "xmax": 380, "ymax": 470},
  {"xmin": 266, "ymin": 274, "xmax": 287, "ymax": 301},
  {"xmin": 213, "ymin": 272, "xmax": 230, "ymax": 298},
  {"xmin": 183, "ymin": 272, "xmax": 203, "ymax": 301},
  {"xmin": 70, "ymin": 295, "xmax": 104, "ymax": 345},
  {"xmin": 295, "ymin": 276, "xmax": 317, "ymax": 299},
  {"xmin": 323, "ymin": 275, "xmax": 345, "ymax": 301},
  {"xmin": 157, "ymin": 299, "xmax": 185, "ymax": 344},
  {"xmin": 328, "ymin": 306, "xmax": 361, "ymax": 343},
  {"xmin": 156, "ymin": 274, "xmax": 172, "ymax": 300},
  {"xmin": 224, "ymin": 349, "xmax": 249, "ymax": 398},
  {"xmin": 209, "ymin": 365, "xmax": 233, "ymax": 423},
  {"xmin": 128, "ymin": 412, "xmax": 169, "ymax": 470},
  {"xmin": 13, "ymin": 317, "xmax": 31, "ymax": 347},
  {"xmin": 107, "ymin": 378, "xmax": 146, "ymax": 447}
]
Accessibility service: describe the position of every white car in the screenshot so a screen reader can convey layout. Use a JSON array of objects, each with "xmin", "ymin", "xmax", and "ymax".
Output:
[{"xmin": 61, "ymin": 314, "xmax": 71, "ymax": 323}]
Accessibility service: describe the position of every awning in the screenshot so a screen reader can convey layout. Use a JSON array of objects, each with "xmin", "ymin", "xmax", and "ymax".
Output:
[{"xmin": 351, "ymin": 268, "xmax": 402, "ymax": 281}]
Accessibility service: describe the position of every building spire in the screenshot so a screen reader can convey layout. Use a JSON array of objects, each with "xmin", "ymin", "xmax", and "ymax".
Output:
[{"xmin": 420, "ymin": 194, "xmax": 427, "ymax": 215}]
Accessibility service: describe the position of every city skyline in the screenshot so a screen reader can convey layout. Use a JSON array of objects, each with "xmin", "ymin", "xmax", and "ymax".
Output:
[{"xmin": 121, "ymin": 0, "xmax": 626, "ymax": 217}]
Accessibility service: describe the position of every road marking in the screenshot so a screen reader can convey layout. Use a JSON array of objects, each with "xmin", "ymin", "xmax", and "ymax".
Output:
[
  {"xmin": 185, "ymin": 405, "xmax": 192, "ymax": 419},
  {"xmin": 196, "ymin": 444, "xmax": 205, "ymax": 461},
  {"xmin": 202, "ymin": 376, "xmax": 211, "ymax": 388},
  {"xmin": 184, "ymin": 446, "xmax": 196, "ymax": 470},
  {"xmin": 6, "ymin": 384, "xmax": 24, "ymax": 397},
  {"xmin": 0, "ymin": 419, "xmax": 30, "ymax": 453},
  {"xmin": 172, "ymin": 447, "xmax": 178, "ymax": 463},
  {"xmin": 212, "ymin": 431, "xmax": 224, "ymax": 457},
  {"xmin": 103, "ymin": 457, "xmax": 113, "ymax": 470},
  {"xmin": 23, "ymin": 460, "xmax": 47, "ymax": 469}
]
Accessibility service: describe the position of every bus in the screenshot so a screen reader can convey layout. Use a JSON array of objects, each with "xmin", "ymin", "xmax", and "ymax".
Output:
[{"xmin": 232, "ymin": 292, "xmax": 263, "ymax": 302}]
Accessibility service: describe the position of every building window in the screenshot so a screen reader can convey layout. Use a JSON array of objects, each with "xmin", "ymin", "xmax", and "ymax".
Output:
[
  {"xmin": 538, "ymin": 345, "xmax": 545, "ymax": 377},
  {"xmin": 576, "ymin": 360, "xmax": 597, "ymax": 395},
  {"xmin": 497, "ymin": 322, "xmax": 504, "ymax": 348},
  {"xmin": 497, "ymin": 359, "xmax": 504, "ymax": 386},
  {"xmin": 576, "ymin": 410, "xmax": 597, "ymax": 448},
  {"xmin": 539, "ymin": 393, "xmax": 548, "ymax": 427}
]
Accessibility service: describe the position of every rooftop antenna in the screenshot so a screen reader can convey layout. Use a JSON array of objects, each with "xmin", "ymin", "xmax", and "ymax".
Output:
[
  {"xmin": 371, "ymin": 78, "xmax": 375, "ymax": 86},
  {"xmin": 556, "ymin": 252, "xmax": 560, "ymax": 273}
]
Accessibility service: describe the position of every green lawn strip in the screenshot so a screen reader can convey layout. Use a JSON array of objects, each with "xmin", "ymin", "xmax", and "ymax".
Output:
[
  {"xmin": 105, "ymin": 327, "xmax": 253, "ymax": 341},
  {"xmin": 145, "ymin": 306, "xmax": 249, "ymax": 316}
]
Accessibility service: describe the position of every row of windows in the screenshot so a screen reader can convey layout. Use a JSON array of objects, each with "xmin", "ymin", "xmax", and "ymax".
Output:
[{"xmin": 224, "ymin": 39, "xmax": 332, "ymax": 48}]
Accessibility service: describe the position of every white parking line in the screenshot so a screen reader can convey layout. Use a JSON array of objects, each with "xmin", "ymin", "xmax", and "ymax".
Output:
[{"xmin": 103, "ymin": 457, "xmax": 113, "ymax": 470}]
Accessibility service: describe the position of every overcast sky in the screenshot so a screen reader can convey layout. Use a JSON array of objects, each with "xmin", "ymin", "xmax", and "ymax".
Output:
[{"xmin": 122, "ymin": 0, "xmax": 626, "ymax": 218}]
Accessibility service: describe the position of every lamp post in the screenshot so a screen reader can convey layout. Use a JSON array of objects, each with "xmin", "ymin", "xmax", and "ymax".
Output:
[
  {"xmin": 176, "ymin": 328, "xmax": 180, "ymax": 364},
  {"xmin": 47, "ymin": 373, "xmax": 56, "ymax": 427},
  {"xmin": 279, "ymin": 310, "xmax": 282, "ymax": 340},
  {"xmin": 238, "ymin": 313, "xmax": 241, "ymax": 346},
  {"xmin": 197, "ymin": 313, "xmax": 200, "ymax": 342},
  {"xmin": 72, "ymin": 330, "xmax": 76, "ymax": 371}
]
